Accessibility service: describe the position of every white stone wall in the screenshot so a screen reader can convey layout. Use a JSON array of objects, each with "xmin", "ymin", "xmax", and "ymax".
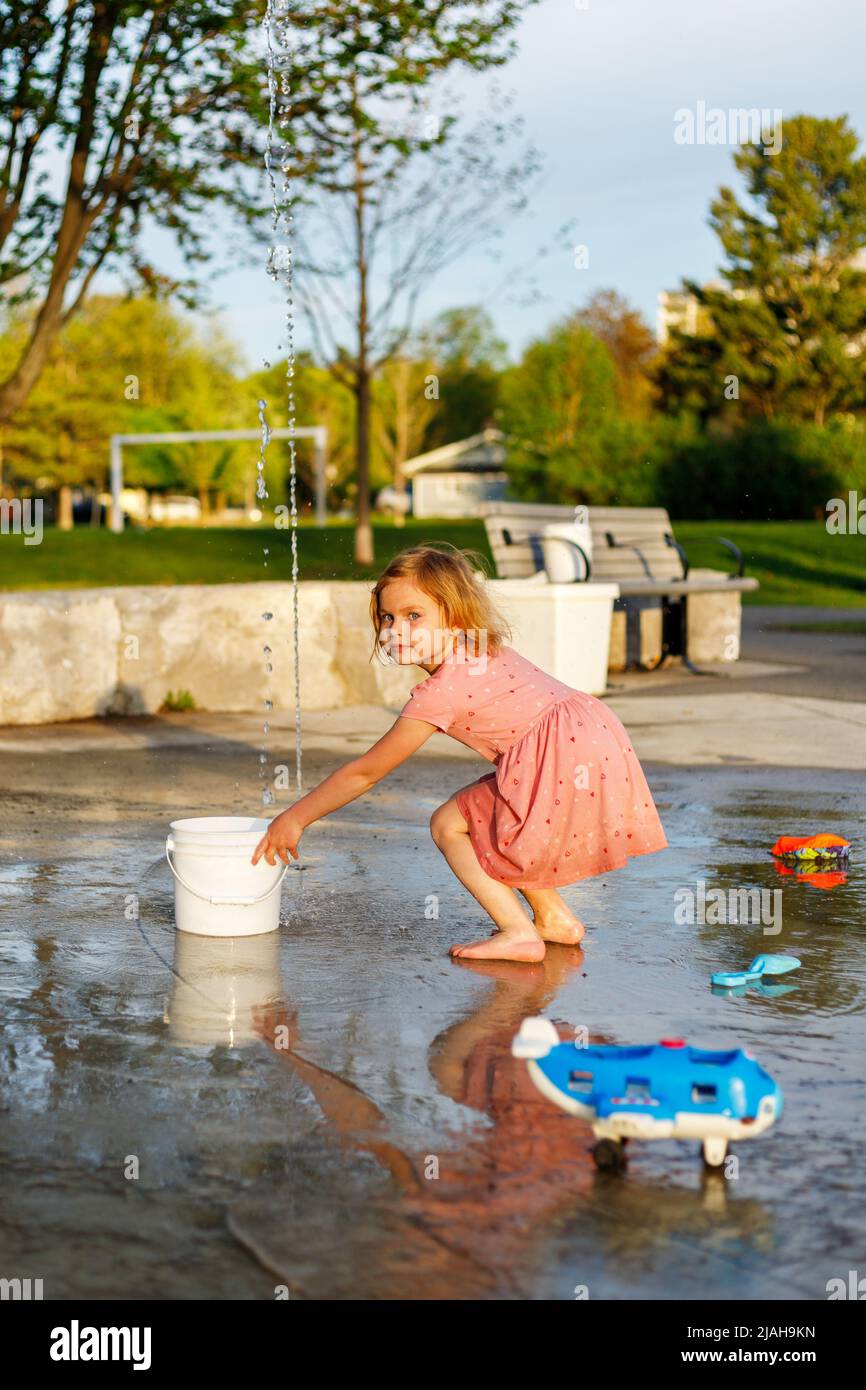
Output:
[
  {"xmin": 0, "ymin": 582, "xmax": 413, "ymax": 726},
  {"xmin": 0, "ymin": 578, "xmax": 618, "ymax": 726}
]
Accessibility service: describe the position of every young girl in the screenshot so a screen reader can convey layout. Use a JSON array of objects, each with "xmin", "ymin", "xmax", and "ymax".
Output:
[{"xmin": 252, "ymin": 543, "xmax": 668, "ymax": 963}]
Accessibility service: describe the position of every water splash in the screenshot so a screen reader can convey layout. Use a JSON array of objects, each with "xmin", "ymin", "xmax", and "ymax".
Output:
[
  {"xmin": 259, "ymin": 0, "xmax": 302, "ymax": 805},
  {"xmin": 255, "ymin": 398, "xmax": 272, "ymax": 503}
]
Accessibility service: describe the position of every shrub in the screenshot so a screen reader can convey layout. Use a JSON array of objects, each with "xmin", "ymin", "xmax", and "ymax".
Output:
[
  {"xmin": 656, "ymin": 419, "xmax": 848, "ymax": 520},
  {"xmin": 161, "ymin": 689, "xmax": 197, "ymax": 712}
]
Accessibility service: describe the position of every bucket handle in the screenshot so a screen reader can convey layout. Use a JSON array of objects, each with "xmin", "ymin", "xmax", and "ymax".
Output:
[{"xmin": 165, "ymin": 837, "xmax": 288, "ymax": 907}]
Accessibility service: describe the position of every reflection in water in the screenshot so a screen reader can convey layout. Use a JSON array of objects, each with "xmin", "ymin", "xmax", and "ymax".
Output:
[
  {"xmin": 773, "ymin": 860, "xmax": 848, "ymax": 891},
  {"xmin": 226, "ymin": 949, "xmax": 787, "ymax": 1299},
  {"xmin": 164, "ymin": 932, "xmax": 283, "ymax": 1048}
]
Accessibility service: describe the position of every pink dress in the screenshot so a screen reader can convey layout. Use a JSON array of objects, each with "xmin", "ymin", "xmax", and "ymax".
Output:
[{"xmin": 399, "ymin": 641, "xmax": 668, "ymax": 889}]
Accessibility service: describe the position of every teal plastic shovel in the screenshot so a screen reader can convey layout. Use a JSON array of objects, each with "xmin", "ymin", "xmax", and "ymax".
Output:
[{"xmin": 711, "ymin": 953, "xmax": 801, "ymax": 989}]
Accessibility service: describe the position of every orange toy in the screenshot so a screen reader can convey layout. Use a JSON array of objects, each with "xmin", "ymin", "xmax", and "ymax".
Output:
[{"xmin": 770, "ymin": 833, "xmax": 850, "ymax": 860}]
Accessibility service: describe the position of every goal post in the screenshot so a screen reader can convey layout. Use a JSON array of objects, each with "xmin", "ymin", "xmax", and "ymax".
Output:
[{"xmin": 108, "ymin": 426, "xmax": 329, "ymax": 533}]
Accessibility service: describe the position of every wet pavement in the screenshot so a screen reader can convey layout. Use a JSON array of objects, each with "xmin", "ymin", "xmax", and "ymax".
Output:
[{"xmin": 2, "ymin": 726, "xmax": 864, "ymax": 1299}]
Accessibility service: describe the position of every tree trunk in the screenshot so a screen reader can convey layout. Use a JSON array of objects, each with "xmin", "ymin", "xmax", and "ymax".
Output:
[
  {"xmin": 354, "ymin": 368, "xmax": 374, "ymax": 565},
  {"xmin": 352, "ymin": 85, "xmax": 374, "ymax": 569},
  {"xmin": 58, "ymin": 485, "xmax": 74, "ymax": 531},
  {"xmin": 392, "ymin": 360, "xmax": 409, "ymax": 527},
  {"xmin": 393, "ymin": 471, "xmax": 407, "ymax": 527},
  {"xmin": 198, "ymin": 486, "xmax": 211, "ymax": 521}
]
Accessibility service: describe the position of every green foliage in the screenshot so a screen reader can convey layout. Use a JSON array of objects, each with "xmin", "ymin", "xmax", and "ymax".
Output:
[
  {"xmin": 420, "ymin": 307, "xmax": 507, "ymax": 448},
  {"xmin": 575, "ymin": 290, "xmax": 658, "ymax": 421},
  {"xmin": 245, "ymin": 351, "xmax": 356, "ymax": 508},
  {"xmin": 496, "ymin": 311, "xmax": 661, "ymax": 505},
  {"xmin": 161, "ymin": 690, "xmax": 197, "ymax": 713},
  {"xmin": 1, "ymin": 295, "xmax": 250, "ymax": 501},
  {"xmin": 658, "ymin": 114, "xmax": 866, "ymax": 424},
  {"xmin": 656, "ymin": 418, "xmax": 866, "ymax": 521},
  {"xmin": 0, "ymin": 1, "xmax": 283, "ymax": 425},
  {"xmin": 371, "ymin": 353, "xmax": 437, "ymax": 487}
]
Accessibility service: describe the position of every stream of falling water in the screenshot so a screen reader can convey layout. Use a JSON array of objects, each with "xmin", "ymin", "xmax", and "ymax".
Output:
[{"xmin": 259, "ymin": 0, "xmax": 302, "ymax": 805}]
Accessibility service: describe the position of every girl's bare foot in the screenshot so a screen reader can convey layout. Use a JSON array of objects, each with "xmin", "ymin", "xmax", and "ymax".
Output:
[
  {"xmin": 532, "ymin": 909, "xmax": 585, "ymax": 946},
  {"xmin": 488, "ymin": 911, "xmax": 585, "ymax": 946},
  {"xmin": 450, "ymin": 934, "xmax": 546, "ymax": 963}
]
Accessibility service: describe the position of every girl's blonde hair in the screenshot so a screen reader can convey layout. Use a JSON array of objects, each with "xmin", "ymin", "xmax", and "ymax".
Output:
[{"xmin": 369, "ymin": 542, "xmax": 511, "ymax": 662}]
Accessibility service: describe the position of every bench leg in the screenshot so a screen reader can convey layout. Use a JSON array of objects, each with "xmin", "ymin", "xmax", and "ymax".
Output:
[
  {"xmin": 628, "ymin": 598, "xmax": 666, "ymax": 670},
  {"xmin": 678, "ymin": 594, "xmax": 718, "ymax": 676}
]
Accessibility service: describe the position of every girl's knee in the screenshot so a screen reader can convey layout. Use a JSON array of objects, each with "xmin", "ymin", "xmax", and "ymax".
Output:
[
  {"xmin": 429, "ymin": 803, "xmax": 450, "ymax": 848},
  {"xmin": 430, "ymin": 800, "xmax": 463, "ymax": 849}
]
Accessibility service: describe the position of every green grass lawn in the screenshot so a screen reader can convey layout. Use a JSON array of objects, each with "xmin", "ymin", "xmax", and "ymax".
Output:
[
  {"xmin": 673, "ymin": 521, "xmax": 866, "ymax": 608},
  {"xmin": 1, "ymin": 516, "xmax": 864, "ymax": 607}
]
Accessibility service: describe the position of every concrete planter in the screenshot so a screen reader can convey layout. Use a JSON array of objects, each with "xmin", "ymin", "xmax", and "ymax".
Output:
[
  {"xmin": 0, "ymin": 578, "xmax": 618, "ymax": 727},
  {"xmin": 487, "ymin": 579, "xmax": 619, "ymax": 695}
]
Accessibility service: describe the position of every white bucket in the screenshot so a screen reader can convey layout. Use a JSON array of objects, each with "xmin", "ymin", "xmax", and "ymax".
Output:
[
  {"xmin": 166, "ymin": 816, "xmax": 288, "ymax": 937},
  {"xmin": 541, "ymin": 521, "xmax": 593, "ymax": 583}
]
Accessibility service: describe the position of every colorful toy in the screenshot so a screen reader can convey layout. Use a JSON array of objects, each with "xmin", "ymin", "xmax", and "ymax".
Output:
[
  {"xmin": 711, "ymin": 953, "xmax": 801, "ymax": 990},
  {"xmin": 512, "ymin": 1019, "xmax": 782, "ymax": 1171},
  {"xmin": 770, "ymin": 834, "xmax": 850, "ymax": 863}
]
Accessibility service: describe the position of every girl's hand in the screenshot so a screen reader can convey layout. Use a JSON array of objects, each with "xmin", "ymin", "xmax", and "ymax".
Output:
[{"xmin": 252, "ymin": 810, "xmax": 303, "ymax": 867}]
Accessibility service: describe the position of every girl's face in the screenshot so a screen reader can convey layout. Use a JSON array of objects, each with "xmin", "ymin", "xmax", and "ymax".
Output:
[{"xmin": 377, "ymin": 579, "xmax": 455, "ymax": 672}]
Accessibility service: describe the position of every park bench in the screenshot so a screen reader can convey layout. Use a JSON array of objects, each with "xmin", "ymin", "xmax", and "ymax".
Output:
[{"xmin": 477, "ymin": 501, "xmax": 759, "ymax": 671}]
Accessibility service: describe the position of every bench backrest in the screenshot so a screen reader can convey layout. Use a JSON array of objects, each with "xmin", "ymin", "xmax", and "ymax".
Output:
[
  {"xmin": 478, "ymin": 501, "xmax": 685, "ymax": 582},
  {"xmin": 478, "ymin": 501, "xmax": 574, "ymax": 578}
]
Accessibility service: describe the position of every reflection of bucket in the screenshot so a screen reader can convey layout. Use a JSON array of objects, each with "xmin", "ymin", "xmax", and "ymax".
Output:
[
  {"xmin": 166, "ymin": 817, "xmax": 287, "ymax": 937},
  {"xmin": 165, "ymin": 931, "xmax": 282, "ymax": 1047}
]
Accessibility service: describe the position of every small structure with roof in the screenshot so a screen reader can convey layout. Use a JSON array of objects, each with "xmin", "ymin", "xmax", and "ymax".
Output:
[{"xmin": 401, "ymin": 428, "xmax": 511, "ymax": 518}]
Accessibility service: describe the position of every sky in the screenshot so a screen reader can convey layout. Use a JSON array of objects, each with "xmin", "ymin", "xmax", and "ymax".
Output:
[{"xmin": 98, "ymin": 0, "xmax": 866, "ymax": 374}]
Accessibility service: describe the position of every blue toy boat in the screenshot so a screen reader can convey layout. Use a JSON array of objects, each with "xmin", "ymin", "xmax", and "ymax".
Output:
[{"xmin": 512, "ymin": 1019, "xmax": 783, "ymax": 1171}]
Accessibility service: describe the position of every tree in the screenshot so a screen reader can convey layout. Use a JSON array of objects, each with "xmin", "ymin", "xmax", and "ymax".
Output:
[
  {"xmin": 372, "ymin": 350, "xmax": 438, "ymax": 522},
  {"xmin": 279, "ymin": 0, "xmax": 538, "ymax": 564},
  {"xmin": 575, "ymin": 289, "xmax": 657, "ymax": 420},
  {"xmin": 1, "ymin": 293, "xmax": 250, "ymax": 520},
  {"xmin": 657, "ymin": 114, "xmax": 866, "ymax": 425},
  {"xmin": 0, "ymin": 0, "xmax": 281, "ymax": 426},
  {"xmin": 249, "ymin": 350, "xmax": 356, "ymax": 512},
  {"xmin": 496, "ymin": 313, "xmax": 621, "ymax": 499},
  {"xmin": 419, "ymin": 305, "xmax": 507, "ymax": 449}
]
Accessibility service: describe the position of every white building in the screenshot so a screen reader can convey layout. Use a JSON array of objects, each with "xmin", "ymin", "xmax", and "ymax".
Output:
[{"xmin": 402, "ymin": 428, "xmax": 512, "ymax": 518}]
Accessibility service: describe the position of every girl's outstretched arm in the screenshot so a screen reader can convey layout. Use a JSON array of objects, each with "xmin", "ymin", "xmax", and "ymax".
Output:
[{"xmin": 251, "ymin": 716, "xmax": 437, "ymax": 866}]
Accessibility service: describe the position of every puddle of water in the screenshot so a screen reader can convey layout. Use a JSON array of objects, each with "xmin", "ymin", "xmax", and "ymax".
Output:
[{"xmin": 0, "ymin": 749, "xmax": 864, "ymax": 1298}]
